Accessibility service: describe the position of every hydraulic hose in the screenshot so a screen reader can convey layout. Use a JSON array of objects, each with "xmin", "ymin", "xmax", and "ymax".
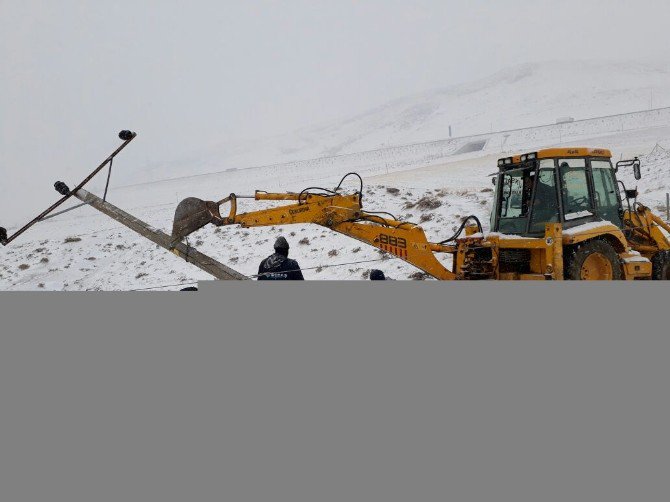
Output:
[{"xmin": 438, "ymin": 215, "xmax": 483, "ymax": 244}]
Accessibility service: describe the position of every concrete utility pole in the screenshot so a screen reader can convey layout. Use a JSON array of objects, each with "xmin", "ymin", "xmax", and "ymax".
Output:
[{"xmin": 74, "ymin": 188, "xmax": 248, "ymax": 280}]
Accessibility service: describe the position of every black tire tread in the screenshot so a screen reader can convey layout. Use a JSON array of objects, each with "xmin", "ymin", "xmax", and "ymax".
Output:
[
  {"xmin": 651, "ymin": 250, "xmax": 670, "ymax": 280},
  {"xmin": 565, "ymin": 239, "xmax": 624, "ymax": 280}
]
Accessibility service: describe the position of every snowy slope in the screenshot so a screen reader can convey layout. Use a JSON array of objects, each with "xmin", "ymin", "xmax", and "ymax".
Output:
[
  {"xmin": 130, "ymin": 60, "xmax": 670, "ymax": 184},
  {"xmin": 3, "ymin": 60, "xmax": 670, "ymax": 290},
  {"xmin": 2, "ymin": 119, "xmax": 670, "ymax": 291}
]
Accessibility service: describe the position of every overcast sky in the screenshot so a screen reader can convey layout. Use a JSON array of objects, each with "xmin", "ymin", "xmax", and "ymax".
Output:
[{"xmin": 2, "ymin": 0, "xmax": 670, "ymax": 225}]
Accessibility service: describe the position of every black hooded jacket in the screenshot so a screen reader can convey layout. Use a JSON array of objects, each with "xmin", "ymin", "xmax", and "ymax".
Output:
[{"xmin": 257, "ymin": 253, "xmax": 304, "ymax": 280}]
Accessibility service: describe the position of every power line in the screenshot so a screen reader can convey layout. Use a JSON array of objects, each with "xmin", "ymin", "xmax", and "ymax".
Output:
[{"xmin": 127, "ymin": 281, "xmax": 199, "ymax": 291}]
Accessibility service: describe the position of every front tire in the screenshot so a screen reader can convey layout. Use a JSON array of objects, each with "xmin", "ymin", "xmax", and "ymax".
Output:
[
  {"xmin": 565, "ymin": 240, "xmax": 623, "ymax": 280},
  {"xmin": 652, "ymin": 251, "xmax": 670, "ymax": 280}
]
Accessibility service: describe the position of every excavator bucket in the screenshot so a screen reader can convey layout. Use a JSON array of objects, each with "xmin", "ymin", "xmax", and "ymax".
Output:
[{"xmin": 171, "ymin": 197, "xmax": 222, "ymax": 242}]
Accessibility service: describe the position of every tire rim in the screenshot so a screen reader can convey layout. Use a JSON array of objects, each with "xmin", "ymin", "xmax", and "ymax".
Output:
[{"xmin": 580, "ymin": 253, "xmax": 613, "ymax": 280}]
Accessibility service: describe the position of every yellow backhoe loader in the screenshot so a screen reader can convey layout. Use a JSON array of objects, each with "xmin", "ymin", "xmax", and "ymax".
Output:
[{"xmin": 171, "ymin": 148, "xmax": 670, "ymax": 280}]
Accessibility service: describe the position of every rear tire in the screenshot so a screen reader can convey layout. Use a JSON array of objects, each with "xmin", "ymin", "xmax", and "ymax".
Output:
[
  {"xmin": 652, "ymin": 251, "xmax": 670, "ymax": 280},
  {"xmin": 565, "ymin": 240, "xmax": 623, "ymax": 280}
]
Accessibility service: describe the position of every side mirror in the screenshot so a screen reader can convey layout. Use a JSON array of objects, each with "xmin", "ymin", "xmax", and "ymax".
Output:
[
  {"xmin": 625, "ymin": 189, "xmax": 638, "ymax": 199},
  {"xmin": 616, "ymin": 157, "xmax": 641, "ymax": 179}
]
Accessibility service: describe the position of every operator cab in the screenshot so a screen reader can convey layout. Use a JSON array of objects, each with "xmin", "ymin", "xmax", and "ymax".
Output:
[{"xmin": 491, "ymin": 148, "xmax": 625, "ymax": 236}]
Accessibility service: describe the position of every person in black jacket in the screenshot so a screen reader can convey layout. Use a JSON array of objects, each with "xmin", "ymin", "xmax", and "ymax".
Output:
[
  {"xmin": 257, "ymin": 236, "xmax": 305, "ymax": 280},
  {"xmin": 369, "ymin": 269, "xmax": 386, "ymax": 280}
]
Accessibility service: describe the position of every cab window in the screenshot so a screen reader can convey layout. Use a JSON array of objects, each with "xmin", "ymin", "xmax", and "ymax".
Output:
[
  {"xmin": 559, "ymin": 159, "xmax": 593, "ymax": 220},
  {"xmin": 501, "ymin": 169, "xmax": 526, "ymax": 218},
  {"xmin": 529, "ymin": 160, "xmax": 559, "ymax": 233},
  {"xmin": 591, "ymin": 160, "xmax": 622, "ymax": 227},
  {"xmin": 498, "ymin": 167, "xmax": 534, "ymax": 234}
]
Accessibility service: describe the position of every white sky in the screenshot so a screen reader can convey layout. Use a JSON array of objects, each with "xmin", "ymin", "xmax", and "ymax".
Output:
[{"xmin": 1, "ymin": 0, "xmax": 670, "ymax": 226}]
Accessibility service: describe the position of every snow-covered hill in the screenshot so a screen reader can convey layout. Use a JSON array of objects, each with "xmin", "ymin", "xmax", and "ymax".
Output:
[
  {"xmin": 3, "ymin": 60, "xmax": 670, "ymax": 290},
  {"xmin": 130, "ymin": 60, "xmax": 670, "ymax": 184},
  {"xmin": 2, "ymin": 119, "xmax": 670, "ymax": 290}
]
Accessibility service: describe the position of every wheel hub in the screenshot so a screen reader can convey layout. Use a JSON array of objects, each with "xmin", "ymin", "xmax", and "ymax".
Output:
[{"xmin": 580, "ymin": 252, "xmax": 613, "ymax": 280}]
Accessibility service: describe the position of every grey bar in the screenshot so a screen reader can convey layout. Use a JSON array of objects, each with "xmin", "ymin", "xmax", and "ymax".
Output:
[
  {"xmin": 2, "ymin": 282, "xmax": 669, "ymax": 502},
  {"xmin": 38, "ymin": 202, "xmax": 88, "ymax": 221}
]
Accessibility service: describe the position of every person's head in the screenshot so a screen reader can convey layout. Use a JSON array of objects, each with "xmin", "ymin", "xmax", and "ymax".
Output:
[
  {"xmin": 370, "ymin": 269, "xmax": 385, "ymax": 280},
  {"xmin": 274, "ymin": 236, "xmax": 290, "ymax": 257}
]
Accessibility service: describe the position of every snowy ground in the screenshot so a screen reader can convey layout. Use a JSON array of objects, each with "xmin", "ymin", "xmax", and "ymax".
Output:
[{"xmin": 2, "ymin": 110, "xmax": 670, "ymax": 290}]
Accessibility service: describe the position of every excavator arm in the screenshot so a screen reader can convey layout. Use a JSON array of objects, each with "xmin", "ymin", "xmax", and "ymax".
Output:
[
  {"xmin": 623, "ymin": 203, "xmax": 670, "ymax": 254},
  {"xmin": 171, "ymin": 185, "xmax": 458, "ymax": 280}
]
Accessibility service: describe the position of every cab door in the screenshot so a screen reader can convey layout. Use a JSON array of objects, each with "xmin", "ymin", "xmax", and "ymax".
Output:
[
  {"xmin": 558, "ymin": 158, "xmax": 594, "ymax": 223},
  {"xmin": 529, "ymin": 159, "xmax": 560, "ymax": 234},
  {"xmin": 590, "ymin": 159, "xmax": 623, "ymax": 228}
]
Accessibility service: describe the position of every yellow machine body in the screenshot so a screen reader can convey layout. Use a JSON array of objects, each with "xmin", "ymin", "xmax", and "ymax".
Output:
[{"xmin": 172, "ymin": 149, "xmax": 670, "ymax": 280}]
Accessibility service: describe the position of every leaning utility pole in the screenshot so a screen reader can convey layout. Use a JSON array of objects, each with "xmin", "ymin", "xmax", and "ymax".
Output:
[
  {"xmin": 74, "ymin": 188, "xmax": 248, "ymax": 280},
  {"xmin": 1, "ymin": 130, "xmax": 248, "ymax": 282}
]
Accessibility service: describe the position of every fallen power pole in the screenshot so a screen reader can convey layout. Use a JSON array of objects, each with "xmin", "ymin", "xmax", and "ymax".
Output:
[
  {"xmin": 1, "ymin": 130, "xmax": 248, "ymax": 283},
  {"xmin": 74, "ymin": 188, "xmax": 248, "ymax": 281}
]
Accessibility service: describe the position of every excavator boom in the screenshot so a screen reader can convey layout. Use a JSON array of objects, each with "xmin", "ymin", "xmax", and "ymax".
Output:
[
  {"xmin": 171, "ymin": 154, "xmax": 670, "ymax": 282},
  {"xmin": 171, "ymin": 176, "xmax": 459, "ymax": 280}
]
